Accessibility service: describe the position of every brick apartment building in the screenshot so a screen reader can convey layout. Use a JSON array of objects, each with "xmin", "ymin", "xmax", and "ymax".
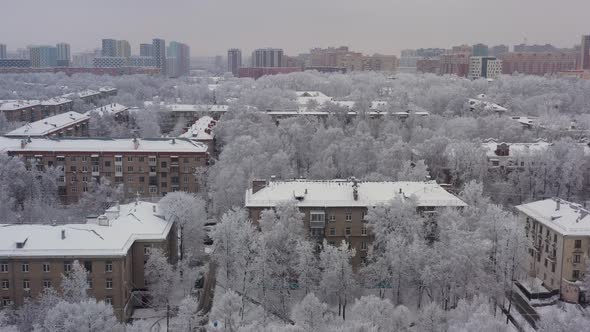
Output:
[
  {"xmin": 439, "ymin": 53, "xmax": 470, "ymax": 77},
  {"xmin": 516, "ymin": 198, "xmax": 590, "ymax": 303},
  {"xmin": 500, "ymin": 52, "xmax": 577, "ymax": 76},
  {"xmin": 0, "ymin": 201, "xmax": 177, "ymax": 320},
  {"xmin": 245, "ymin": 179, "xmax": 466, "ymax": 266},
  {"xmin": 0, "ymin": 137, "xmax": 209, "ymax": 203},
  {"xmin": 0, "ymin": 100, "xmax": 42, "ymax": 122},
  {"xmin": 40, "ymin": 97, "xmax": 74, "ymax": 117}
]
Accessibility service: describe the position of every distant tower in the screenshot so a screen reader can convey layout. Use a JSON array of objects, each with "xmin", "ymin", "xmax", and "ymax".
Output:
[
  {"xmin": 152, "ymin": 38, "xmax": 166, "ymax": 75},
  {"xmin": 251, "ymin": 48, "xmax": 283, "ymax": 67},
  {"xmin": 56, "ymin": 43, "xmax": 70, "ymax": 67},
  {"xmin": 227, "ymin": 48, "xmax": 242, "ymax": 76},
  {"xmin": 102, "ymin": 39, "xmax": 117, "ymax": 57},
  {"xmin": 0, "ymin": 44, "xmax": 6, "ymax": 59},
  {"xmin": 581, "ymin": 35, "xmax": 590, "ymax": 70},
  {"xmin": 140, "ymin": 43, "xmax": 153, "ymax": 57}
]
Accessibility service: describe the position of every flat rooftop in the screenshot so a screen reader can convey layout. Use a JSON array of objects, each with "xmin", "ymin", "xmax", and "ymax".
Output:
[
  {"xmin": 5, "ymin": 111, "xmax": 89, "ymax": 137},
  {"xmin": 516, "ymin": 198, "xmax": 590, "ymax": 236}
]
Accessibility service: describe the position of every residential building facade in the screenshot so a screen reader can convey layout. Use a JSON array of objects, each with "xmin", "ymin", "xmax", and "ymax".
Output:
[
  {"xmin": 140, "ymin": 43, "xmax": 153, "ymax": 57},
  {"xmin": 245, "ymin": 179, "xmax": 466, "ymax": 266},
  {"xmin": 30, "ymin": 46, "xmax": 57, "ymax": 68},
  {"xmin": 516, "ymin": 198, "xmax": 590, "ymax": 303},
  {"xmin": 0, "ymin": 44, "xmax": 6, "ymax": 59},
  {"xmin": 2, "ymin": 137, "xmax": 209, "ymax": 203},
  {"xmin": 152, "ymin": 39, "xmax": 166, "ymax": 75},
  {"xmin": 500, "ymin": 52, "xmax": 577, "ymax": 75},
  {"xmin": 56, "ymin": 43, "xmax": 70, "ymax": 67},
  {"xmin": 468, "ymin": 56, "xmax": 502, "ymax": 80},
  {"xmin": 0, "ymin": 201, "xmax": 177, "ymax": 320},
  {"xmin": 252, "ymin": 48, "xmax": 284, "ymax": 67},
  {"xmin": 581, "ymin": 35, "xmax": 590, "ymax": 70}
]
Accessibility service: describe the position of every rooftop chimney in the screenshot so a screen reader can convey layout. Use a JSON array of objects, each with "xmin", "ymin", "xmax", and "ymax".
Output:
[
  {"xmin": 133, "ymin": 137, "xmax": 139, "ymax": 150},
  {"xmin": 153, "ymin": 205, "xmax": 157, "ymax": 213},
  {"xmin": 61, "ymin": 229, "xmax": 66, "ymax": 240},
  {"xmin": 556, "ymin": 199, "xmax": 560, "ymax": 211}
]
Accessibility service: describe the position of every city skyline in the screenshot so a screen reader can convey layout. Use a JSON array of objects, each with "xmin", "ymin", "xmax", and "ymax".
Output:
[{"xmin": 0, "ymin": 0, "xmax": 588, "ymax": 56}]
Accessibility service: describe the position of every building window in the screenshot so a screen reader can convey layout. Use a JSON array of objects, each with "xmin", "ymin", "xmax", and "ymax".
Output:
[
  {"xmin": 84, "ymin": 261, "xmax": 92, "ymax": 272},
  {"xmin": 161, "ymin": 172, "xmax": 168, "ymax": 178},
  {"xmin": 115, "ymin": 156, "xmax": 122, "ymax": 163},
  {"xmin": 82, "ymin": 166, "xmax": 88, "ymax": 172},
  {"xmin": 161, "ymin": 161, "xmax": 167, "ymax": 168},
  {"xmin": 64, "ymin": 261, "xmax": 72, "ymax": 273},
  {"xmin": 70, "ymin": 156, "xmax": 76, "ymax": 162},
  {"xmin": 329, "ymin": 215, "xmax": 336, "ymax": 223},
  {"xmin": 105, "ymin": 296, "xmax": 113, "ymax": 305},
  {"xmin": 105, "ymin": 261, "xmax": 113, "ymax": 273},
  {"xmin": 23, "ymin": 280, "xmax": 30, "ymax": 290},
  {"xmin": 21, "ymin": 263, "xmax": 29, "ymax": 273},
  {"xmin": 139, "ymin": 157, "xmax": 145, "ymax": 162},
  {"xmin": 552, "ymin": 262, "xmax": 556, "ymax": 273},
  {"xmin": 87, "ymin": 278, "xmax": 93, "ymax": 289},
  {"xmin": 104, "ymin": 161, "xmax": 111, "ymax": 167},
  {"xmin": 106, "ymin": 278, "xmax": 113, "ymax": 289},
  {"xmin": 310, "ymin": 212, "xmax": 325, "ymax": 222},
  {"xmin": 43, "ymin": 263, "xmax": 50, "ymax": 272},
  {"xmin": 1, "ymin": 280, "xmax": 8, "ymax": 290},
  {"xmin": 1, "ymin": 297, "xmax": 11, "ymax": 306},
  {"xmin": 0, "ymin": 262, "xmax": 7, "ymax": 273},
  {"xmin": 144, "ymin": 245, "xmax": 152, "ymax": 256},
  {"xmin": 360, "ymin": 241, "xmax": 368, "ymax": 251},
  {"xmin": 329, "ymin": 228, "xmax": 335, "ymax": 236},
  {"xmin": 573, "ymin": 270, "xmax": 580, "ymax": 279},
  {"xmin": 553, "ymin": 234, "xmax": 557, "ymax": 242},
  {"xmin": 81, "ymin": 156, "xmax": 88, "ymax": 162},
  {"xmin": 575, "ymin": 240, "xmax": 582, "ymax": 249},
  {"xmin": 345, "ymin": 214, "xmax": 352, "ymax": 222},
  {"xmin": 345, "ymin": 227, "xmax": 351, "ymax": 236},
  {"xmin": 43, "ymin": 280, "xmax": 51, "ymax": 289},
  {"xmin": 361, "ymin": 226, "xmax": 367, "ymax": 236},
  {"xmin": 574, "ymin": 255, "xmax": 581, "ymax": 263},
  {"xmin": 127, "ymin": 166, "xmax": 133, "ymax": 172},
  {"xmin": 127, "ymin": 156, "xmax": 133, "ymax": 162}
]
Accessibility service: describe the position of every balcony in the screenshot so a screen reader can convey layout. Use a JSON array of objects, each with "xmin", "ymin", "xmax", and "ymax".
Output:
[{"xmin": 310, "ymin": 220, "xmax": 325, "ymax": 229}]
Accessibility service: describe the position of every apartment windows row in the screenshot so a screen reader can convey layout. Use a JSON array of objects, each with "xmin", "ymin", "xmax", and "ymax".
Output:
[
  {"xmin": 0, "ymin": 260, "xmax": 113, "ymax": 273},
  {"xmin": 327, "ymin": 226, "xmax": 368, "ymax": 237},
  {"xmin": 1, "ymin": 278, "xmax": 113, "ymax": 291}
]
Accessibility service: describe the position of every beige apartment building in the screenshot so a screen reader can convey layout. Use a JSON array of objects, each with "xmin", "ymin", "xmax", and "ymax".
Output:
[
  {"xmin": 245, "ymin": 179, "xmax": 466, "ymax": 266},
  {"xmin": 0, "ymin": 201, "xmax": 177, "ymax": 320},
  {"xmin": 516, "ymin": 198, "xmax": 590, "ymax": 303},
  {"xmin": 0, "ymin": 137, "xmax": 209, "ymax": 203}
]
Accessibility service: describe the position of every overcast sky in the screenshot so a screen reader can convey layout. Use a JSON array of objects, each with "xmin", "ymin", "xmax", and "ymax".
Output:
[{"xmin": 1, "ymin": 0, "xmax": 588, "ymax": 56}]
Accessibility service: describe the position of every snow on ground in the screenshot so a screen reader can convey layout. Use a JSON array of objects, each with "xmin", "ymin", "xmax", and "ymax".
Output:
[{"xmin": 509, "ymin": 308, "xmax": 536, "ymax": 332}]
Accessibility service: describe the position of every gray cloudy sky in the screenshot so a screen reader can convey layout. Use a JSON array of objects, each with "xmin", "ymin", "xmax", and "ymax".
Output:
[{"xmin": 1, "ymin": 0, "xmax": 588, "ymax": 56}]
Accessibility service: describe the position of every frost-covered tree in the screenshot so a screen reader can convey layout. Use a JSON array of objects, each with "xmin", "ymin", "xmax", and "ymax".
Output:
[
  {"xmin": 291, "ymin": 293, "xmax": 329, "ymax": 332},
  {"xmin": 37, "ymin": 299, "xmax": 120, "ymax": 332},
  {"xmin": 144, "ymin": 248, "xmax": 175, "ymax": 309},
  {"xmin": 172, "ymin": 295, "xmax": 202, "ymax": 332},
  {"xmin": 60, "ymin": 260, "xmax": 89, "ymax": 303},
  {"xmin": 537, "ymin": 305, "xmax": 590, "ymax": 332},
  {"xmin": 319, "ymin": 240, "xmax": 357, "ymax": 320},
  {"xmin": 348, "ymin": 295, "xmax": 411, "ymax": 332},
  {"xmin": 158, "ymin": 191, "xmax": 207, "ymax": 260},
  {"xmin": 210, "ymin": 289, "xmax": 243, "ymax": 332}
]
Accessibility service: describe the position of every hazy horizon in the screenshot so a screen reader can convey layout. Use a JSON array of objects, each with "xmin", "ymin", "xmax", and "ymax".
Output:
[{"xmin": 1, "ymin": 0, "xmax": 588, "ymax": 56}]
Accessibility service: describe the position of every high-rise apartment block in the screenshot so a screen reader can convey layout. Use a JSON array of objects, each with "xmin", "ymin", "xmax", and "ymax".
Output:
[
  {"xmin": 167, "ymin": 41, "xmax": 190, "ymax": 77},
  {"xmin": 227, "ymin": 48, "xmax": 242, "ymax": 76},
  {"xmin": 252, "ymin": 48, "xmax": 284, "ymax": 67},
  {"xmin": 140, "ymin": 43, "xmax": 153, "ymax": 57},
  {"xmin": 472, "ymin": 43, "xmax": 489, "ymax": 57},
  {"xmin": 581, "ymin": 35, "xmax": 590, "ymax": 70},
  {"xmin": 56, "ymin": 43, "xmax": 70, "ymax": 67},
  {"xmin": 0, "ymin": 44, "xmax": 6, "ymax": 59},
  {"xmin": 468, "ymin": 56, "xmax": 502, "ymax": 80},
  {"xmin": 490, "ymin": 45, "xmax": 509, "ymax": 57},
  {"xmin": 152, "ymin": 38, "xmax": 166, "ymax": 75},
  {"xmin": 514, "ymin": 43, "xmax": 557, "ymax": 53},
  {"xmin": 439, "ymin": 47, "xmax": 471, "ymax": 77},
  {"xmin": 30, "ymin": 46, "xmax": 57, "ymax": 68},
  {"xmin": 116, "ymin": 40, "xmax": 131, "ymax": 58},
  {"xmin": 102, "ymin": 39, "xmax": 117, "ymax": 57}
]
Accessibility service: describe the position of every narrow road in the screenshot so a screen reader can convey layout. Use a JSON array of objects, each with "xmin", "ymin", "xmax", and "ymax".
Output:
[
  {"xmin": 197, "ymin": 262, "xmax": 217, "ymax": 315},
  {"xmin": 509, "ymin": 289, "xmax": 540, "ymax": 329}
]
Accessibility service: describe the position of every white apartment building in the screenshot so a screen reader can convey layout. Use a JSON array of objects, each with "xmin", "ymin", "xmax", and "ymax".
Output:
[{"xmin": 468, "ymin": 56, "xmax": 503, "ymax": 80}]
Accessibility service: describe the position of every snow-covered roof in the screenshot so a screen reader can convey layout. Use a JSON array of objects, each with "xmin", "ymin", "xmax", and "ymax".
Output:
[
  {"xmin": 296, "ymin": 91, "xmax": 334, "ymax": 108},
  {"xmin": 482, "ymin": 139, "xmax": 552, "ymax": 157},
  {"xmin": 0, "ymin": 100, "xmax": 41, "ymax": 111},
  {"xmin": 0, "ymin": 201, "xmax": 173, "ymax": 258},
  {"xmin": 85, "ymin": 103, "xmax": 129, "ymax": 117},
  {"xmin": 5, "ymin": 112, "xmax": 89, "ymax": 137},
  {"xmin": 61, "ymin": 89, "xmax": 101, "ymax": 99},
  {"xmin": 516, "ymin": 198, "xmax": 590, "ymax": 236},
  {"xmin": 99, "ymin": 87, "xmax": 117, "ymax": 93},
  {"xmin": 180, "ymin": 116, "xmax": 216, "ymax": 141},
  {"xmin": 1, "ymin": 137, "xmax": 208, "ymax": 153},
  {"xmin": 468, "ymin": 97, "xmax": 508, "ymax": 112},
  {"xmin": 40, "ymin": 97, "xmax": 72, "ymax": 106},
  {"xmin": 245, "ymin": 179, "xmax": 466, "ymax": 208},
  {"xmin": 154, "ymin": 103, "xmax": 229, "ymax": 113}
]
